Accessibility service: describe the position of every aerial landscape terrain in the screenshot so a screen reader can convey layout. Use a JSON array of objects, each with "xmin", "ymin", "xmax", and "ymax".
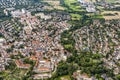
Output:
[{"xmin": 0, "ymin": 0, "xmax": 120, "ymax": 80}]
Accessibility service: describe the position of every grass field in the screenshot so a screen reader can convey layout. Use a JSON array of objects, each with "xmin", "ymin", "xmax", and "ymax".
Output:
[
  {"xmin": 64, "ymin": 0, "xmax": 85, "ymax": 20},
  {"xmin": 106, "ymin": 0, "xmax": 119, "ymax": 3},
  {"xmin": 70, "ymin": 13, "xmax": 82, "ymax": 20},
  {"xmin": 64, "ymin": 0, "xmax": 82, "ymax": 12}
]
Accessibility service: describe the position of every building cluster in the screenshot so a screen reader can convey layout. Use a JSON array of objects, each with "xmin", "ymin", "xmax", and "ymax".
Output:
[
  {"xmin": 35, "ymin": 13, "xmax": 52, "ymax": 20},
  {"xmin": 15, "ymin": 59, "xmax": 30, "ymax": 69},
  {"xmin": 11, "ymin": 9, "xmax": 31, "ymax": 18},
  {"xmin": 96, "ymin": 0, "xmax": 117, "ymax": 9},
  {"xmin": 0, "ymin": 38, "xmax": 11, "ymax": 71},
  {"xmin": 33, "ymin": 59, "xmax": 54, "ymax": 79},
  {"xmin": 78, "ymin": 0, "xmax": 96, "ymax": 12},
  {"xmin": 73, "ymin": 20, "xmax": 120, "ymax": 75},
  {"xmin": 0, "ymin": 7, "xmax": 71, "ymax": 79},
  {"xmin": 0, "ymin": 20, "xmax": 23, "ymax": 42},
  {"xmin": 0, "ymin": 0, "xmax": 33, "ymax": 8},
  {"xmin": 78, "ymin": 0, "xmax": 119, "ymax": 13},
  {"xmin": 72, "ymin": 70, "xmax": 96, "ymax": 80}
]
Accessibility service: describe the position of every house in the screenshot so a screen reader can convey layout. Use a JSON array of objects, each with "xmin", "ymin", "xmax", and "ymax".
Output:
[
  {"xmin": 86, "ymin": 6, "xmax": 96, "ymax": 12},
  {"xmin": 0, "ymin": 64, "xmax": 5, "ymax": 71},
  {"xmin": 33, "ymin": 59, "xmax": 54, "ymax": 73},
  {"xmin": 0, "ymin": 38, "xmax": 6, "ymax": 45},
  {"xmin": 33, "ymin": 73, "xmax": 51, "ymax": 79},
  {"xmin": 73, "ymin": 71, "xmax": 95, "ymax": 80},
  {"xmin": 15, "ymin": 60, "xmax": 30, "ymax": 69}
]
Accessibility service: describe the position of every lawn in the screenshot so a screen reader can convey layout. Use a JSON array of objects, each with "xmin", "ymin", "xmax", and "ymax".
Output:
[{"xmin": 57, "ymin": 75, "xmax": 71, "ymax": 80}]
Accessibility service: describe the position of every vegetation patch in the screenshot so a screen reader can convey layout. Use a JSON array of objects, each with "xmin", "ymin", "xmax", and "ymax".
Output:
[
  {"xmin": 63, "ymin": 0, "xmax": 82, "ymax": 12},
  {"xmin": 70, "ymin": 14, "xmax": 82, "ymax": 20}
]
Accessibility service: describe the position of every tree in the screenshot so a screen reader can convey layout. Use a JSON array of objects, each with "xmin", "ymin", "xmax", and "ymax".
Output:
[
  {"xmin": 6, "ymin": 48, "xmax": 13, "ymax": 53},
  {"xmin": 116, "ymin": 74, "xmax": 120, "ymax": 80}
]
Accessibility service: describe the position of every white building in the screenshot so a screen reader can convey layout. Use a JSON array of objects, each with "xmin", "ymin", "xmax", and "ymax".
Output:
[
  {"xmin": 11, "ymin": 9, "xmax": 30, "ymax": 18},
  {"xmin": 86, "ymin": 6, "xmax": 96, "ymax": 12},
  {"xmin": 11, "ymin": 10, "xmax": 24, "ymax": 17},
  {"xmin": 0, "ymin": 38, "xmax": 5, "ymax": 46}
]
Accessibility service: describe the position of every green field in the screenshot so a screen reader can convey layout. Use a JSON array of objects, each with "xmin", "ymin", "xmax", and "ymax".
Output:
[
  {"xmin": 91, "ymin": 15, "xmax": 103, "ymax": 19},
  {"xmin": 64, "ymin": 0, "xmax": 82, "ymax": 12},
  {"xmin": 70, "ymin": 13, "xmax": 82, "ymax": 20},
  {"xmin": 106, "ymin": 0, "xmax": 118, "ymax": 3},
  {"xmin": 63, "ymin": 0, "xmax": 85, "ymax": 21},
  {"xmin": 0, "ymin": 68, "xmax": 28, "ymax": 80}
]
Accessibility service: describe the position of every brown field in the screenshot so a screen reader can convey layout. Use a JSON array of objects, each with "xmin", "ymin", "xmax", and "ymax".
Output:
[
  {"xmin": 43, "ymin": 0, "xmax": 60, "ymax": 6},
  {"xmin": 102, "ymin": 11, "xmax": 120, "ymax": 20}
]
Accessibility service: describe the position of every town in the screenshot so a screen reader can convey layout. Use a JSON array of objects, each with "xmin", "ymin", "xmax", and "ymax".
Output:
[
  {"xmin": 0, "ymin": 0, "xmax": 120, "ymax": 80},
  {"xmin": 0, "ymin": 8, "xmax": 71, "ymax": 79}
]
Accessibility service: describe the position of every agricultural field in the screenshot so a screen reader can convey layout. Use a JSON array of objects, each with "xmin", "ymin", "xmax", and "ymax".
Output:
[
  {"xmin": 64, "ymin": 0, "xmax": 82, "ymax": 12},
  {"xmin": 106, "ymin": 0, "xmax": 119, "ymax": 3},
  {"xmin": 63, "ymin": 0, "xmax": 86, "ymax": 20},
  {"xmin": 102, "ymin": 11, "xmax": 120, "ymax": 20}
]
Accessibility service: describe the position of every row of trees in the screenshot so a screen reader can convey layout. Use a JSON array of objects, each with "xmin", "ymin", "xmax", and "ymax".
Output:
[{"xmin": 61, "ymin": 30, "xmax": 76, "ymax": 53}]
